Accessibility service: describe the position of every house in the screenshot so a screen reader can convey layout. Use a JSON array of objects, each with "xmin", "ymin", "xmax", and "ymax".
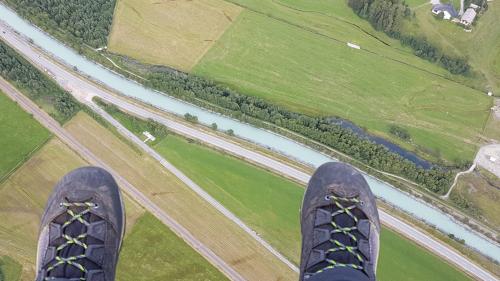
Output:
[
  {"xmin": 461, "ymin": 8, "xmax": 477, "ymax": 26},
  {"xmin": 431, "ymin": 4, "xmax": 459, "ymax": 20}
]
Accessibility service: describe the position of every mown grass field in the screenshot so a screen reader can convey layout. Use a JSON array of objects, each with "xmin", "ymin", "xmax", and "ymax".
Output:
[
  {"xmin": 0, "ymin": 136, "xmax": 227, "ymax": 281},
  {"xmin": 409, "ymin": 2, "xmax": 500, "ymax": 94},
  {"xmin": 0, "ymin": 92, "xmax": 50, "ymax": 181},
  {"xmin": 108, "ymin": 0, "xmax": 242, "ymax": 71},
  {"xmin": 152, "ymin": 133, "xmax": 471, "ymax": 280},
  {"xmin": 65, "ymin": 112, "xmax": 296, "ymax": 281}
]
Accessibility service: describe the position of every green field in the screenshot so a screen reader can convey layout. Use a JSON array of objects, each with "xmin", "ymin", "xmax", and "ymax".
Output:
[
  {"xmin": 0, "ymin": 256, "xmax": 22, "ymax": 281},
  {"xmin": 152, "ymin": 133, "xmax": 471, "ymax": 280},
  {"xmin": 0, "ymin": 91, "xmax": 50, "ymax": 181},
  {"xmin": 117, "ymin": 213, "xmax": 228, "ymax": 281},
  {"xmin": 192, "ymin": 6, "xmax": 491, "ymax": 163}
]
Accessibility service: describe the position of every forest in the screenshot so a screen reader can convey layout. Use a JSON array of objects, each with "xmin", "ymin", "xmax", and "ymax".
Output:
[
  {"xmin": 139, "ymin": 67, "xmax": 454, "ymax": 194},
  {"xmin": 348, "ymin": 0, "xmax": 471, "ymax": 75},
  {"xmin": 0, "ymin": 40, "xmax": 80, "ymax": 123},
  {"xmin": 5, "ymin": 0, "xmax": 115, "ymax": 48}
]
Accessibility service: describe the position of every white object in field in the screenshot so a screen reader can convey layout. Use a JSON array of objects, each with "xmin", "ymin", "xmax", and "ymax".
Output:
[
  {"xmin": 487, "ymin": 91, "xmax": 493, "ymax": 96},
  {"xmin": 490, "ymin": 156, "xmax": 497, "ymax": 163},
  {"xmin": 347, "ymin": 42, "xmax": 361, "ymax": 50},
  {"xmin": 142, "ymin": 131, "xmax": 156, "ymax": 143}
]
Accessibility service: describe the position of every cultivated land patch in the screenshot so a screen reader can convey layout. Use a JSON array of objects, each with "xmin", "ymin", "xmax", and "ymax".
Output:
[
  {"xmin": 152, "ymin": 133, "xmax": 471, "ymax": 280},
  {"xmin": 108, "ymin": 0, "xmax": 242, "ymax": 71},
  {"xmin": 64, "ymin": 112, "xmax": 297, "ymax": 281},
  {"xmin": 193, "ymin": 8, "xmax": 492, "ymax": 163},
  {"xmin": 0, "ymin": 91, "xmax": 50, "ymax": 181}
]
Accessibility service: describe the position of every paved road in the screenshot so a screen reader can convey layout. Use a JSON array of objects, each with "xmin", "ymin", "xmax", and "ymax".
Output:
[
  {"xmin": 0, "ymin": 78, "xmax": 246, "ymax": 281},
  {"xmin": 0, "ymin": 21, "xmax": 498, "ymax": 281}
]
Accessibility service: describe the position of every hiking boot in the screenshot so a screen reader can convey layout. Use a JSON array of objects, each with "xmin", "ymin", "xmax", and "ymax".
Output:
[
  {"xmin": 35, "ymin": 166, "xmax": 125, "ymax": 281},
  {"xmin": 300, "ymin": 162, "xmax": 380, "ymax": 281}
]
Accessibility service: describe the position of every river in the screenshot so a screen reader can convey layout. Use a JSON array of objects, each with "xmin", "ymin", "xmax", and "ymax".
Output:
[{"xmin": 0, "ymin": 4, "xmax": 498, "ymax": 261}]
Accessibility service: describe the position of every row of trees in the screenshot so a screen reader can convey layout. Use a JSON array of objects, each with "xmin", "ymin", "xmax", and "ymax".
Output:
[
  {"xmin": 0, "ymin": 41, "xmax": 80, "ymax": 123},
  {"xmin": 140, "ymin": 68, "xmax": 453, "ymax": 194},
  {"xmin": 348, "ymin": 0, "xmax": 471, "ymax": 75},
  {"xmin": 5, "ymin": 0, "xmax": 115, "ymax": 47},
  {"xmin": 396, "ymin": 34, "xmax": 470, "ymax": 74},
  {"xmin": 97, "ymin": 100, "xmax": 169, "ymax": 142}
]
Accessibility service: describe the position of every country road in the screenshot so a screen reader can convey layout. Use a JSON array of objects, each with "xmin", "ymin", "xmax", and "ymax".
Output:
[
  {"xmin": 0, "ymin": 78, "xmax": 246, "ymax": 281},
  {"xmin": 0, "ymin": 20, "xmax": 498, "ymax": 281}
]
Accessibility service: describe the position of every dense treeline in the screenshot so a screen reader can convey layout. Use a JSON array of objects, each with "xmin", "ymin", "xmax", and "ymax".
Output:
[
  {"xmin": 0, "ymin": 41, "xmax": 79, "ymax": 123},
  {"xmin": 348, "ymin": 0, "xmax": 411, "ymax": 33},
  {"xmin": 348, "ymin": 0, "xmax": 471, "ymax": 75},
  {"xmin": 5, "ymin": 0, "xmax": 115, "ymax": 47},
  {"xmin": 137, "ymin": 67, "xmax": 453, "ymax": 194}
]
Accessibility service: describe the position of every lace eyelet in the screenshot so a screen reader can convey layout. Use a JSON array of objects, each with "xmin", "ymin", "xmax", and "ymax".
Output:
[
  {"xmin": 359, "ymin": 201, "xmax": 364, "ymax": 206},
  {"xmin": 324, "ymin": 195, "xmax": 331, "ymax": 201}
]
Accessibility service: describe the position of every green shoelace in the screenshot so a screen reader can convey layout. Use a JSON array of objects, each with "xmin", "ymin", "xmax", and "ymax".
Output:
[
  {"xmin": 316, "ymin": 195, "xmax": 364, "ymax": 273},
  {"xmin": 45, "ymin": 202, "xmax": 97, "ymax": 281}
]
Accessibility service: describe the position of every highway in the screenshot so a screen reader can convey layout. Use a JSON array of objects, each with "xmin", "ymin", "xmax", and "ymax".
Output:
[
  {"xmin": 0, "ymin": 20, "xmax": 498, "ymax": 281},
  {"xmin": 0, "ymin": 78, "xmax": 246, "ymax": 281}
]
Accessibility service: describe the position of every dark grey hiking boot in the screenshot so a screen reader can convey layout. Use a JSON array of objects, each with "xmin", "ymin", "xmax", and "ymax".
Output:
[
  {"xmin": 300, "ymin": 162, "xmax": 380, "ymax": 281},
  {"xmin": 35, "ymin": 166, "xmax": 125, "ymax": 281}
]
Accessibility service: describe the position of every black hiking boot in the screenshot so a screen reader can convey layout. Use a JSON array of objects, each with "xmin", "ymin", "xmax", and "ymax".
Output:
[
  {"xmin": 300, "ymin": 162, "xmax": 380, "ymax": 281},
  {"xmin": 35, "ymin": 167, "xmax": 125, "ymax": 281}
]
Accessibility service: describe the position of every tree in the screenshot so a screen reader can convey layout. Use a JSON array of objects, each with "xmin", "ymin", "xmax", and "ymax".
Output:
[{"xmin": 211, "ymin": 123, "xmax": 218, "ymax": 130}]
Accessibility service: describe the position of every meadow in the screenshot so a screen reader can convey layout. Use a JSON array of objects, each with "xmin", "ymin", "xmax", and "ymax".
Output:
[
  {"xmin": 108, "ymin": 0, "xmax": 242, "ymax": 71},
  {"xmin": 0, "ymin": 92, "xmax": 50, "ymax": 181}
]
